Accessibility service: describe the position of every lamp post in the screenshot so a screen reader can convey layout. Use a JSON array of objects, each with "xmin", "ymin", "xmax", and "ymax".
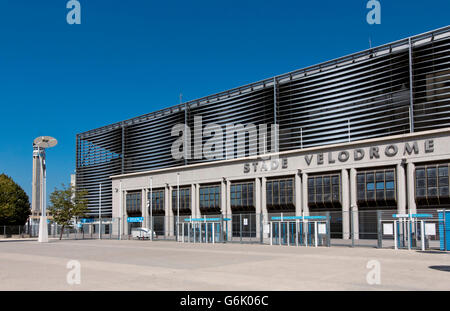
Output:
[
  {"xmin": 99, "ymin": 183, "xmax": 102, "ymax": 240},
  {"xmin": 33, "ymin": 136, "xmax": 57, "ymax": 243},
  {"xmin": 150, "ymin": 177, "xmax": 153, "ymax": 241},
  {"xmin": 177, "ymin": 172, "xmax": 180, "ymax": 242}
]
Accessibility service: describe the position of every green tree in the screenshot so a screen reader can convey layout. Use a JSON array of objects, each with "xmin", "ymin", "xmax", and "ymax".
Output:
[
  {"xmin": 48, "ymin": 184, "xmax": 88, "ymax": 240},
  {"xmin": 0, "ymin": 174, "xmax": 31, "ymax": 226}
]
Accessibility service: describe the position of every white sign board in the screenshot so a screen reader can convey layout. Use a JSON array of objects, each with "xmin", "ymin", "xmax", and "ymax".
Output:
[
  {"xmin": 383, "ymin": 223, "xmax": 394, "ymax": 235},
  {"xmin": 243, "ymin": 218, "xmax": 248, "ymax": 226},
  {"xmin": 263, "ymin": 224, "xmax": 270, "ymax": 234},
  {"xmin": 425, "ymin": 223, "xmax": 436, "ymax": 236},
  {"xmin": 394, "ymin": 214, "xmax": 409, "ymax": 218},
  {"xmin": 318, "ymin": 223, "xmax": 327, "ymax": 234}
]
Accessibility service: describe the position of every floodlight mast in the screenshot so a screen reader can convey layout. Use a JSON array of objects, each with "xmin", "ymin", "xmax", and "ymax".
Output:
[{"xmin": 33, "ymin": 136, "xmax": 57, "ymax": 243}]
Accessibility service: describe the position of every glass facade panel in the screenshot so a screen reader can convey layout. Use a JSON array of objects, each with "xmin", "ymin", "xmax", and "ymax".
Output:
[
  {"xmin": 266, "ymin": 177, "xmax": 295, "ymax": 210},
  {"xmin": 147, "ymin": 189, "xmax": 165, "ymax": 214},
  {"xmin": 199, "ymin": 185, "xmax": 221, "ymax": 213},
  {"xmin": 231, "ymin": 181, "xmax": 255, "ymax": 211},
  {"xmin": 416, "ymin": 163, "xmax": 450, "ymax": 205},
  {"xmin": 308, "ymin": 173, "xmax": 341, "ymax": 208},
  {"xmin": 172, "ymin": 187, "xmax": 191, "ymax": 212},
  {"xmin": 126, "ymin": 192, "xmax": 142, "ymax": 216},
  {"xmin": 357, "ymin": 169, "xmax": 396, "ymax": 207}
]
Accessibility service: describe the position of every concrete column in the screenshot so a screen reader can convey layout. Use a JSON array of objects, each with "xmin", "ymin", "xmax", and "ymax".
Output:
[
  {"xmin": 221, "ymin": 179, "xmax": 227, "ymax": 239},
  {"xmin": 407, "ymin": 162, "xmax": 417, "ymax": 236},
  {"xmin": 226, "ymin": 180, "xmax": 232, "ymax": 240},
  {"xmin": 397, "ymin": 162, "xmax": 407, "ymax": 215},
  {"xmin": 407, "ymin": 162, "xmax": 416, "ymax": 215},
  {"xmin": 220, "ymin": 180, "xmax": 226, "ymax": 216},
  {"xmin": 295, "ymin": 172, "xmax": 302, "ymax": 217},
  {"xmin": 261, "ymin": 177, "xmax": 268, "ymax": 239},
  {"xmin": 301, "ymin": 173, "xmax": 309, "ymax": 217},
  {"xmin": 255, "ymin": 177, "xmax": 261, "ymax": 239},
  {"xmin": 196, "ymin": 184, "xmax": 200, "ymax": 218},
  {"xmin": 123, "ymin": 190, "xmax": 128, "ymax": 238},
  {"xmin": 350, "ymin": 168, "xmax": 359, "ymax": 240},
  {"xmin": 397, "ymin": 162, "xmax": 407, "ymax": 242},
  {"xmin": 342, "ymin": 169, "xmax": 350, "ymax": 239},
  {"xmin": 164, "ymin": 185, "xmax": 170, "ymax": 237},
  {"xmin": 168, "ymin": 185, "xmax": 174, "ymax": 237},
  {"xmin": 192, "ymin": 184, "xmax": 197, "ymax": 218},
  {"xmin": 142, "ymin": 189, "xmax": 149, "ymax": 228},
  {"xmin": 301, "ymin": 173, "xmax": 309, "ymax": 238}
]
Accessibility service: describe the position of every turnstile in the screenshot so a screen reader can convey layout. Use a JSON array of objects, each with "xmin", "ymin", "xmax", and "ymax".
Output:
[
  {"xmin": 178, "ymin": 217, "xmax": 229, "ymax": 244},
  {"xmin": 381, "ymin": 214, "xmax": 440, "ymax": 251},
  {"xmin": 269, "ymin": 216, "xmax": 329, "ymax": 247}
]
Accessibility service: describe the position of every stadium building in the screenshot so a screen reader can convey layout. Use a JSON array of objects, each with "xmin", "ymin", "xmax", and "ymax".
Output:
[{"xmin": 76, "ymin": 26, "xmax": 450, "ymax": 244}]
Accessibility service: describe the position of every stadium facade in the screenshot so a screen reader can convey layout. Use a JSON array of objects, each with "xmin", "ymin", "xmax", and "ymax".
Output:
[{"xmin": 76, "ymin": 26, "xmax": 450, "ymax": 240}]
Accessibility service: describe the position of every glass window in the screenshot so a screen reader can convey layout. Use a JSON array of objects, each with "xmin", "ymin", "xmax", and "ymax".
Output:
[
  {"xmin": 416, "ymin": 178, "xmax": 426, "ymax": 188},
  {"xmin": 266, "ymin": 178, "xmax": 294, "ymax": 208},
  {"xmin": 386, "ymin": 190, "xmax": 395, "ymax": 200},
  {"xmin": 376, "ymin": 172, "xmax": 384, "ymax": 181},
  {"xmin": 428, "ymin": 178, "xmax": 437, "ymax": 188},
  {"xmin": 316, "ymin": 177, "xmax": 322, "ymax": 187},
  {"xmin": 358, "ymin": 169, "xmax": 396, "ymax": 206},
  {"xmin": 428, "ymin": 187, "xmax": 437, "ymax": 196},
  {"xmin": 200, "ymin": 185, "xmax": 220, "ymax": 210},
  {"xmin": 286, "ymin": 188, "xmax": 293, "ymax": 204},
  {"xmin": 416, "ymin": 168, "xmax": 425, "ymax": 179},
  {"xmin": 126, "ymin": 192, "xmax": 141, "ymax": 214},
  {"xmin": 232, "ymin": 181, "xmax": 254, "ymax": 208},
  {"xmin": 416, "ymin": 164, "xmax": 450, "ymax": 203},
  {"xmin": 416, "ymin": 188, "xmax": 426, "ymax": 197},
  {"xmin": 439, "ymin": 177, "xmax": 449, "ymax": 186},
  {"xmin": 439, "ymin": 166, "xmax": 448, "ymax": 177},
  {"xmin": 357, "ymin": 189, "xmax": 365, "ymax": 200},
  {"xmin": 308, "ymin": 174, "xmax": 341, "ymax": 207},
  {"xmin": 376, "ymin": 182, "xmax": 384, "ymax": 190},
  {"xmin": 332, "ymin": 175, "xmax": 340, "ymax": 185},
  {"xmin": 439, "ymin": 187, "xmax": 449, "ymax": 196},
  {"xmin": 386, "ymin": 181, "xmax": 395, "ymax": 190},
  {"xmin": 427, "ymin": 167, "xmax": 437, "ymax": 178},
  {"xmin": 172, "ymin": 188, "xmax": 191, "ymax": 210},
  {"xmin": 323, "ymin": 177, "xmax": 331, "ymax": 192},
  {"xmin": 385, "ymin": 170, "xmax": 395, "ymax": 181},
  {"xmin": 357, "ymin": 174, "xmax": 365, "ymax": 183},
  {"xmin": 357, "ymin": 183, "xmax": 365, "ymax": 192}
]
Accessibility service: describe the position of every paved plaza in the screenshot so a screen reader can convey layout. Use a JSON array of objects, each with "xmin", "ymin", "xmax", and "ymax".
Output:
[{"xmin": 0, "ymin": 239, "xmax": 448, "ymax": 290}]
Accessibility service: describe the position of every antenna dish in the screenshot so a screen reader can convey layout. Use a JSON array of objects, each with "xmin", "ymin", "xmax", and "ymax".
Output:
[{"xmin": 33, "ymin": 136, "xmax": 58, "ymax": 149}]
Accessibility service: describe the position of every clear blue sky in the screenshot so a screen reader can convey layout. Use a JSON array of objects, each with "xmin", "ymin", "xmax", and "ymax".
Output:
[{"xmin": 0, "ymin": 0, "xmax": 448, "ymax": 201}]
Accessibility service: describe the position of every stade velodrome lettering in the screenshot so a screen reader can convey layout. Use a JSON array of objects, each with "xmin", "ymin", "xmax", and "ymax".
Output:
[{"xmin": 243, "ymin": 140, "xmax": 435, "ymax": 173}]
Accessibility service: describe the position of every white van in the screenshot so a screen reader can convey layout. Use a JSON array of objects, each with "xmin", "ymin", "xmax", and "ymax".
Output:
[{"xmin": 131, "ymin": 228, "xmax": 155, "ymax": 240}]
